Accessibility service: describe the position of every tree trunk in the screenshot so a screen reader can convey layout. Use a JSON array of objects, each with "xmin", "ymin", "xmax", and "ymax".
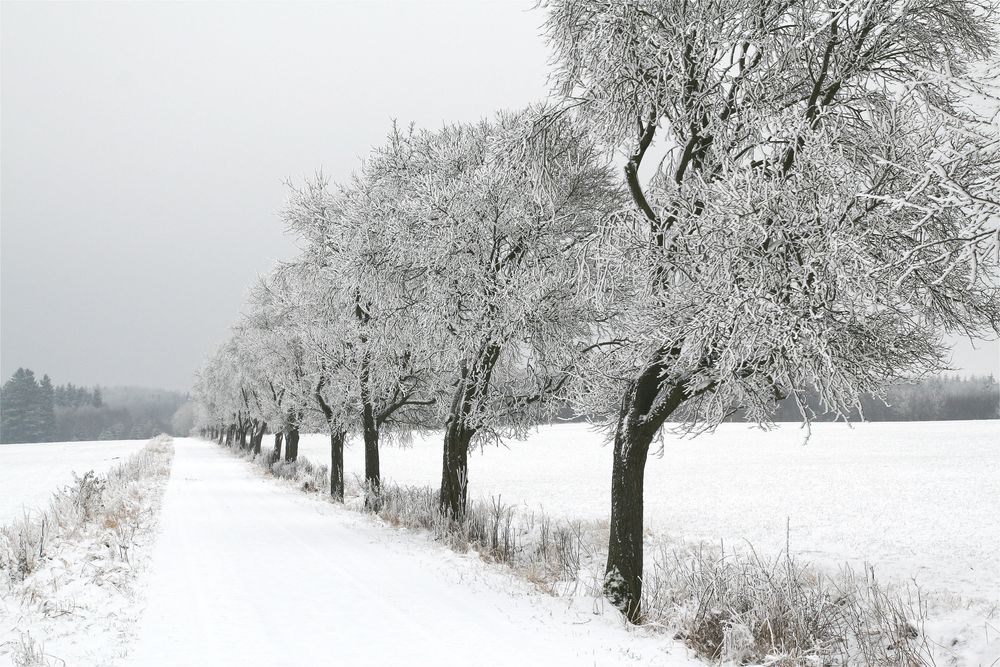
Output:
[
  {"xmin": 604, "ymin": 360, "xmax": 688, "ymax": 624},
  {"xmin": 284, "ymin": 427, "xmax": 299, "ymax": 462},
  {"xmin": 439, "ymin": 419, "xmax": 474, "ymax": 519},
  {"xmin": 358, "ymin": 350, "xmax": 382, "ymax": 505},
  {"xmin": 330, "ymin": 430, "xmax": 345, "ymax": 502},
  {"xmin": 273, "ymin": 431, "xmax": 283, "ymax": 461},
  {"xmin": 361, "ymin": 400, "xmax": 380, "ymax": 502},
  {"xmin": 252, "ymin": 421, "xmax": 266, "ymax": 455},
  {"xmin": 605, "ymin": 418, "xmax": 656, "ymax": 624},
  {"xmin": 437, "ymin": 345, "xmax": 500, "ymax": 519}
]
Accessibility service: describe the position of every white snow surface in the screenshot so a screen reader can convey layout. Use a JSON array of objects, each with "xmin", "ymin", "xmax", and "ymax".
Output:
[
  {"xmin": 298, "ymin": 420, "xmax": 1000, "ymax": 603},
  {"xmin": 0, "ymin": 439, "xmax": 148, "ymax": 524},
  {"xmin": 128, "ymin": 438, "xmax": 696, "ymax": 666}
]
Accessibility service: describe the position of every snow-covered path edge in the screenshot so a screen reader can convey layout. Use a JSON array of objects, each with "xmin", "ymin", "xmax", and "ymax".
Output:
[
  {"xmin": 0, "ymin": 436, "xmax": 175, "ymax": 667},
  {"xmin": 128, "ymin": 438, "xmax": 698, "ymax": 667}
]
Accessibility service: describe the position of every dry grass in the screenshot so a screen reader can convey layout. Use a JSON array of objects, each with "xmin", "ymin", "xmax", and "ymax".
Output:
[
  {"xmin": 0, "ymin": 435, "xmax": 174, "ymax": 667},
  {"xmin": 641, "ymin": 542, "xmax": 938, "ymax": 665},
  {"xmin": 4, "ymin": 633, "xmax": 54, "ymax": 667},
  {"xmin": 0, "ymin": 435, "xmax": 174, "ymax": 583},
  {"xmin": 364, "ymin": 481, "xmax": 590, "ymax": 590},
  {"xmin": 236, "ymin": 447, "xmax": 330, "ymax": 495}
]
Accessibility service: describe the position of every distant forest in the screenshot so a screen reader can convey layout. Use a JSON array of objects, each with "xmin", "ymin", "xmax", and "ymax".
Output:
[
  {"xmin": 764, "ymin": 374, "xmax": 999, "ymax": 422},
  {"xmin": 0, "ymin": 368, "xmax": 193, "ymax": 444},
  {"xmin": 554, "ymin": 374, "xmax": 998, "ymax": 423},
  {"xmin": 0, "ymin": 369, "xmax": 995, "ymax": 444}
]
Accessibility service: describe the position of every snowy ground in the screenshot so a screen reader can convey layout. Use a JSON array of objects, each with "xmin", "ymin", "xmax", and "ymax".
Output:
[
  {"xmin": 3, "ymin": 426, "xmax": 996, "ymax": 665},
  {"xmin": 0, "ymin": 440, "xmax": 149, "ymax": 524},
  {"xmin": 127, "ymin": 438, "xmax": 698, "ymax": 667},
  {"xmin": 298, "ymin": 420, "xmax": 1000, "ymax": 604},
  {"xmin": 0, "ymin": 437, "xmax": 173, "ymax": 667}
]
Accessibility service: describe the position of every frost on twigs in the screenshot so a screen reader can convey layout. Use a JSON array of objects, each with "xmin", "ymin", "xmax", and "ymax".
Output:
[
  {"xmin": 540, "ymin": 0, "xmax": 1000, "ymax": 430},
  {"xmin": 537, "ymin": 0, "xmax": 1000, "ymax": 639}
]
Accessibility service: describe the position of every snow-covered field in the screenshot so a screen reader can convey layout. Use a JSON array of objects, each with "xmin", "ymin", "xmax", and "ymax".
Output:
[
  {"xmin": 0, "ymin": 440, "xmax": 149, "ymax": 524},
  {"xmin": 299, "ymin": 420, "xmax": 1000, "ymax": 603}
]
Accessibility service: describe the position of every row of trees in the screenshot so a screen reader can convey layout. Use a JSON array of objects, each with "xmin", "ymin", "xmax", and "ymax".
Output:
[
  {"xmin": 193, "ymin": 1, "xmax": 1000, "ymax": 622},
  {"xmin": 0, "ymin": 368, "xmax": 190, "ymax": 443},
  {"xmin": 54, "ymin": 383, "xmax": 104, "ymax": 409}
]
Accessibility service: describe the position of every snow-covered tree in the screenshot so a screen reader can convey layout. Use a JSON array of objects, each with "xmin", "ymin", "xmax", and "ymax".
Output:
[
  {"xmin": 355, "ymin": 109, "xmax": 620, "ymax": 517},
  {"xmin": 246, "ymin": 265, "xmax": 352, "ymax": 488},
  {"xmin": 542, "ymin": 0, "xmax": 1000, "ymax": 621},
  {"xmin": 282, "ymin": 175, "xmax": 439, "ymax": 500},
  {"xmin": 192, "ymin": 341, "xmax": 244, "ymax": 447}
]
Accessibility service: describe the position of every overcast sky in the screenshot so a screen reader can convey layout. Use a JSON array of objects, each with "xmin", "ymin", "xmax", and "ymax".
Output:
[{"xmin": 2, "ymin": 0, "xmax": 998, "ymax": 392}]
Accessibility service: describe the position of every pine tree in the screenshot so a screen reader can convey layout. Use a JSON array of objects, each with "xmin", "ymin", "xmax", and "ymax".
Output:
[
  {"xmin": 1, "ymin": 368, "xmax": 41, "ymax": 443},
  {"xmin": 37, "ymin": 375, "xmax": 57, "ymax": 442}
]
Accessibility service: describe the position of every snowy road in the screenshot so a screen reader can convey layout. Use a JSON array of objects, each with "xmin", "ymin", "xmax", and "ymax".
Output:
[{"xmin": 128, "ymin": 438, "xmax": 690, "ymax": 666}]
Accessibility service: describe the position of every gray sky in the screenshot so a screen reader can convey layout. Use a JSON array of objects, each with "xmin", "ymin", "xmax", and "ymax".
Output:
[{"xmin": 2, "ymin": 1, "xmax": 997, "ymax": 392}]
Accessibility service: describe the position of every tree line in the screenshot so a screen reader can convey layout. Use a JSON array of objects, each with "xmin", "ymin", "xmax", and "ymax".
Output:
[
  {"xmin": 0, "ymin": 368, "xmax": 191, "ymax": 443},
  {"xmin": 736, "ymin": 374, "xmax": 999, "ymax": 421},
  {"xmin": 193, "ymin": 1, "xmax": 1000, "ymax": 624},
  {"xmin": 553, "ymin": 374, "xmax": 1000, "ymax": 422}
]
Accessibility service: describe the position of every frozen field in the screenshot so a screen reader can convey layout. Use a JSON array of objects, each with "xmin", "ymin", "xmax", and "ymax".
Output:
[
  {"xmin": 299, "ymin": 420, "xmax": 1000, "ymax": 602},
  {"xmin": 0, "ymin": 439, "xmax": 148, "ymax": 524}
]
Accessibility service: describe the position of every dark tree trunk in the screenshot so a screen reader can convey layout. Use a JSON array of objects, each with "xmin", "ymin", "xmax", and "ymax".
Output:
[
  {"xmin": 273, "ymin": 431, "xmax": 283, "ymax": 461},
  {"xmin": 252, "ymin": 421, "xmax": 266, "ymax": 455},
  {"xmin": 437, "ymin": 345, "xmax": 500, "ymax": 519},
  {"xmin": 605, "ymin": 418, "xmax": 656, "ymax": 624},
  {"xmin": 330, "ymin": 430, "xmax": 345, "ymax": 501},
  {"xmin": 358, "ymin": 351, "xmax": 381, "ymax": 504},
  {"xmin": 284, "ymin": 427, "xmax": 299, "ymax": 462},
  {"xmin": 439, "ymin": 419, "xmax": 474, "ymax": 519},
  {"xmin": 604, "ymin": 358, "xmax": 688, "ymax": 624},
  {"xmin": 361, "ymin": 400, "xmax": 380, "ymax": 501}
]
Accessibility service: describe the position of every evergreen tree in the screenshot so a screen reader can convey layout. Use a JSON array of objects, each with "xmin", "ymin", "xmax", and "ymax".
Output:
[
  {"xmin": 37, "ymin": 374, "xmax": 57, "ymax": 441},
  {"xmin": 1, "ymin": 368, "xmax": 41, "ymax": 443}
]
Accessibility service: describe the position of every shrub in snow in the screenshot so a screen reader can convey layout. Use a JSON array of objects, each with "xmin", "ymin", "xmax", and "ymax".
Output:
[
  {"xmin": 0, "ymin": 435, "xmax": 174, "ymax": 667},
  {"xmin": 0, "ymin": 435, "xmax": 174, "ymax": 582},
  {"xmin": 234, "ymin": 447, "xmax": 332, "ymax": 498},
  {"xmin": 641, "ymin": 543, "xmax": 936, "ymax": 665},
  {"xmin": 363, "ymin": 481, "xmax": 589, "ymax": 589}
]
